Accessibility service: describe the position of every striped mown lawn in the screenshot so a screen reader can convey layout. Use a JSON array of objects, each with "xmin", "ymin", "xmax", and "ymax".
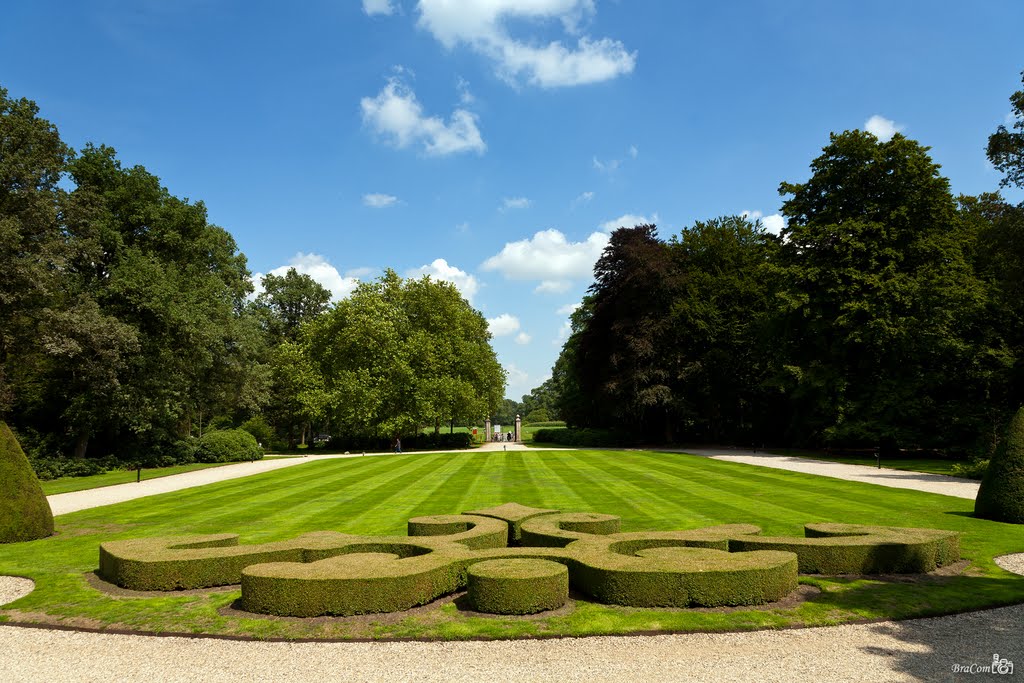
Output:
[{"xmin": 2, "ymin": 449, "xmax": 1024, "ymax": 640}]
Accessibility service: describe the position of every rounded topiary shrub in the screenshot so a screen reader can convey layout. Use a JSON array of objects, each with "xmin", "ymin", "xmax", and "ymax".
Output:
[
  {"xmin": 975, "ymin": 406, "xmax": 1024, "ymax": 523},
  {"xmin": 196, "ymin": 429, "xmax": 263, "ymax": 463},
  {"xmin": 0, "ymin": 422, "xmax": 54, "ymax": 543},
  {"xmin": 467, "ymin": 558, "xmax": 568, "ymax": 615}
]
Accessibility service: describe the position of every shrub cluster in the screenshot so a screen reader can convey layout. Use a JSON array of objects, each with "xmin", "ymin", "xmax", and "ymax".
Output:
[
  {"xmin": 531, "ymin": 428, "xmax": 635, "ymax": 447},
  {"xmin": 322, "ymin": 432, "xmax": 473, "ymax": 453},
  {"xmin": 195, "ymin": 429, "xmax": 263, "ymax": 463}
]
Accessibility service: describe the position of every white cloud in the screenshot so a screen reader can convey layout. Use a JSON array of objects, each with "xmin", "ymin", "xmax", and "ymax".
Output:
[
  {"xmin": 456, "ymin": 76, "xmax": 475, "ymax": 105},
  {"xmin": 504, "ymin": 362, "xmax": 531, "ymax": 395},
  {"xmin": 481, "ymin": 228, "xmax": 608, "ymax": 281},
  {"xmin": 416, "ymin": 0, "xmax": 635, "ymax": 89},
  {"xmin": 487, "ymin": 313, "xmax": 521, "ymax": 336},
  {"xmin": 407, "ymin": 258, "xmax": 480, "ymax": 301},
  {"xmin": 363, "ymin": 192, "xmax": 398, "ymax": 208},
  {"xmin": 253, "ymin": 253, "xmax": 362, "ymax": 302},
  {"xmin": 535, "ymin": 280, "xmax": 572, "ymax": 294},
  {"xmin": 501, "ymin": 196, "xmax": 532, "ymax": 211},
  {"xmin": 762, "ymin": 214, "xmax": 786, "ymax": 235},
  {"xmin": 599, "ymin": 213, "xmax": 655, "ymax": 232},
  {"xmin": 864, "ymin": 114, "xmax": 904, "ymax": 142},
  {"xmin": 573, "ymin": 190, "xmax": 594, "ymax": 205},
  {"xmin": 554, "ymin": 320, "xmax": 572, "ymax": 346},
  {"xmin": 363, "ymin": 0, "xmax": 395, "ymax": 16},
  {"xmin": 741, "ymin": 209, "xmax": 763, "ymax": 221},
  {"xmin": 628, "ymin": 144, "xmax": 638, "ymax": 159},
  {"xmin": 515, "ymin": 331, "xmax": 532, "ymax": 345},
  {"xmin": 557, "ymin": 302, "xmax": 581, "ymax": 315},
  {"xmin": 592, "ymin": 156, "xmax": 620, "ymax": 172},
  {"xmin": 361, "ymin": 76, "xmax": 485, "ymax": 156}
]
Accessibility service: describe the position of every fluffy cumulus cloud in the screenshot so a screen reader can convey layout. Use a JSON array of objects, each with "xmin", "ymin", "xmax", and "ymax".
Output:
[
  {"xmin": 864, "ymin": 114, "xmax": 904, "ymax": 142},
  {"xmin": 741, "ymin": 210, "xmax": 785, "ymax": 235},
  {"xmin": 361, "ymin": 76, "xmax": 485, "ymax": 156},
  {"xmin": 362, "ymin": 0, "xmax": 395, "ymax": 16},
  {"xmin": 501, "ymin": 196, "xmax": 532, "ymax": 211},
  {"xmin": 416, "ymin": 0, "xmax": 636, "ymax": 88},
  {"xmin": 406, "ymin": 258, "xmax": 480, "ymax": 302},
  {"xmin": 600, "ymin": 213, "xmax": 655, "ymax": 232},
  {"xmin": 252, "ymin": 253, "xmax": 362, "ymax": 302},
  {"xmin": 363, "ymin": 192, "xmax": 398, "ymax": 208},
  {"xmin": 487, "ymin": 313, "xmax": 521, "ymax": 336},
  {"xmin": 515, "ymin": 331, "xmax": 532, "ymax": 345},
  {"xmin": 535, "ymin": 280, "xmax": 572, "ymax": 294},
  {"xmin": 481, "ymin": 228, "xmax": 608, "ymax": 281}
]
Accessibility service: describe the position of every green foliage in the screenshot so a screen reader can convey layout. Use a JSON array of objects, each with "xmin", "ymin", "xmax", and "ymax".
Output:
[
  {"xmin": 239, "ymin": 415, "xmax": 274, "ymax": 448},
  {"xmin": 987, "ymin": 70, "xmax": 1024, "ymax": 189},
  {"xmin": 0, "ymin": 422, "xmax": 54, "ymax": 542},
  {"xmin": 253, "ymin": 268, "xmax": 331, "ymax": 344},
  {"xmin": 532, "ymin": 427, "xmax": 634, "ymax": 447},
  {"xmin": 975, "ymin": 406, "xmax": 1024, "ymax": 523},
  {"xmin": 195, "ymin": 429, "xmax": 263, "ymax": 463},
  {"xmin": 467, "ymin": 559, "xmax": 568, "ymax": 614},
  {"xmin": 951, "ymin": 458, "xmax": 990, "ymax": 480},
  {"xmin": 306, "ymin": 270, "xmax": 504, "ymax": 440},
  {"xmin": 523, "ymin": 408, "xmax": 550, "ymax": 423}
]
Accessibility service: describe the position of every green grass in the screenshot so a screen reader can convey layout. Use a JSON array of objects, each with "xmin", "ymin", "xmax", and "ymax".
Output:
[
  {"xmin": 770, "ymin": 449, "xmax": 972, "ymax": 478},
  {"xmin": 3, "ymin": 449, "xmax": 1023, "ymax": 640}
]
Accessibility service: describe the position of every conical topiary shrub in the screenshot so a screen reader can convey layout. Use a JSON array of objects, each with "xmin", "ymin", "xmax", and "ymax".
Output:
[
  {"xmin": 975, "ymin": 407, "xmax": 1024, "ymax": 524},
  {"xmin": 0, "ymin": 421, "xmax": 54, "ymax": 542}
]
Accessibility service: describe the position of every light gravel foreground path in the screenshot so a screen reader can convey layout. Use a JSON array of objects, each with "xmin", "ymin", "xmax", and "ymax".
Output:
[
  {"xmin": 0, "ymin": 603, "xmax": 1022, "ymax": 682},
  {"xmin": 674, "ymin": 447, "xmax": 981, "ymax": 500}
]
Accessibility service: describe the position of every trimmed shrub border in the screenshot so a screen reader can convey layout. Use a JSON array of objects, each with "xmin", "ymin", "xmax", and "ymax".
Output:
[{"xmin": 98, "ymin": 502, "xmax": 961, "ymax": 617}]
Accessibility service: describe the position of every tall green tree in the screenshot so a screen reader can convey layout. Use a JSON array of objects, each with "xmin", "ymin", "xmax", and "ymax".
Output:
[
  {"xmin": 775, "ymin": 130, "xmax": 991, "ymax": 449},
  {"xmin": 306, "ymin": 271, "xmax": 504, "ymax": 439},
  {"xmin": 0, "ymin": 87, "xmax": 70, "ymax": 414},
  {"xmin": 987, "ymin": 70, "xmax": 1024, "ymax": 190},
  {"xmin": 569, "ymin": 225, "xmax": 679, "ymax": 439},
  {"xmin": 254, "ymin": 268, "xmax": 331, "ymax": 344},
  {"xmin": 666, "ymin": 216, "xmax": 782, "ymax": 443}
]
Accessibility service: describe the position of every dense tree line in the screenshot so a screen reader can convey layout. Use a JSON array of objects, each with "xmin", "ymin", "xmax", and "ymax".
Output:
[
  {"xmin": 0, "ymin": 86, "xmax": 504, "ymax": 463},
  {"xmin": 553, "ymin": 74, "xmax": 1024, "ymax": 455}
]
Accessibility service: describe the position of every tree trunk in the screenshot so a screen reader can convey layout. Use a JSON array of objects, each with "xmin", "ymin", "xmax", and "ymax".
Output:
[
  {"xmin": 73, "ymin": 433, "xmax": 89, "ymax": 459},
  {"xmin": 434, "ymin": 417, "xmax": 440, "ymax": 435}
]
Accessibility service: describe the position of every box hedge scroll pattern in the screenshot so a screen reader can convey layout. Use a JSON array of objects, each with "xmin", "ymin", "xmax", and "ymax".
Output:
[{"xmin": 98, "ymin": 502, "xmax": 960, "ymax": 617}]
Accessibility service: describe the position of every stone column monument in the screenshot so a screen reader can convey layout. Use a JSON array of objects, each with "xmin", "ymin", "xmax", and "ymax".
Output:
[
  {"xmin": 484, "ymin": 417, "xmax": 492, "ymax": 443},
  {"xmin": 514, "ymin": 414, "xmax": 522, "ymax": 443}
]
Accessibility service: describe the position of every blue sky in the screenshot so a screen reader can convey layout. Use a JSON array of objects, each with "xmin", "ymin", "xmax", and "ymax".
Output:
[{"xmin": 3, "ymin": 1, "xmax": 1023, "ymax": 399}]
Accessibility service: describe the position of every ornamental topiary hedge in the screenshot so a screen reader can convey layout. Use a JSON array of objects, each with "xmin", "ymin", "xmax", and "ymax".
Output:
[
  {"xmin": 468, "ymin": 559, "xmax": 568, "ymax": 614},
  {"xmin": 975, "ymin": 406, "xmax": 1024, "ymax": 523},
  {"xmin": 0, "ymin": 421, "xmax": 54, "ymax": 543},
  {"xmin": 195, "ymin": 429, "xmax": 263, "ymax": 463},
  {"xmin": 97, "ymin": 502, "xmax": 961, "ymax": 617}
]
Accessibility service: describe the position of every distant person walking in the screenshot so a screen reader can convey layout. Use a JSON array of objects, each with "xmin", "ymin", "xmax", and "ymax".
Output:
[{"xmin": 394, "ymin": 437, "xmax": 402, "ymax": 454}]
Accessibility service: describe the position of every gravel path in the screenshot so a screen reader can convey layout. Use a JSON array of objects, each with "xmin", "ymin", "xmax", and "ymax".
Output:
[
  {"xmin": 0, "ymin": 601, "xmax": 1021, "ymax": 682},
  {"xmin": 674, "ymin": 448, "xmax": 981, "ymax": 500}
]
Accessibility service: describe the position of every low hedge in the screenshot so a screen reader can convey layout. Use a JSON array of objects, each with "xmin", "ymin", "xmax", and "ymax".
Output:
[
  {"xmin": 530, "ymin": 428, "xmax": 635, "ymax": 447},
  {"xmin": 727, "ymin": 523, "xmax": 961, "ymax": 574},
  {"xmin": 196, "ymin": 429, "xmax": 263, "ymax": 463},
  {"xmin": 468, "ymin": 559, "xmax": 568, "ymax": 614},
  {"xmin": 463, "ymin": 502, "xmax": 559, "ymax": 544},
  {"xmin": 97, "ymin": 503, "xmax": 961, "ymax": 616}
]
